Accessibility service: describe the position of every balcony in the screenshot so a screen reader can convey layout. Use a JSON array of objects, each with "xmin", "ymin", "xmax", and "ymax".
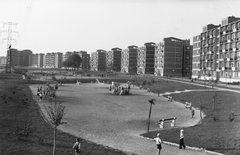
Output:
[
  {"xmin": 219, "ymin": 58, "xmax": 224, "ymax": 61},
  {"xmin": 222, "ymin": 67, "xmax": 225, "ymax": 70},
  {"xmin": 233, "ymin": 28, "xmax": 237, "ymax": 32},
  {"xmin": 222, "ymin": 49, "xmax": 225, "ymax": 53},
  {"xmin": 223, "ymin": 31, "xmax": 226, "ymax": 35},
  {"xmin": 232, "ymin": 67, "xmax": 235, "ymax": 71}
]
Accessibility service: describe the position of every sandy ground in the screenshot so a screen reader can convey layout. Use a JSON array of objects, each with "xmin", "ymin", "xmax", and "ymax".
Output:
[{"xmin": 30, "ymin": 83, "xmax": 211, "ymax": 155}]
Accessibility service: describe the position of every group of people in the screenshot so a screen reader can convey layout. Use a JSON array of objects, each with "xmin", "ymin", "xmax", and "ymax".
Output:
[
  {"xmin": 37, "ymin": 83, "xmax": 59, "ymax": 101},
  {"xmin": 109, "ymin": 81, "xmax": 132, "ymax": 95},
  {"xmin": 154, "ymin": 129, "xmax": 186, "ymax": 155}
]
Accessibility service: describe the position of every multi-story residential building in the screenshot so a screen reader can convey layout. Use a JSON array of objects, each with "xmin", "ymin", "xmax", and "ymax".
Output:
[
  {"xmin": 193, "ymin": 16, "xmax": 240, "ymax": 83},
  {"xmin": 154, "ymin": 42, "xmax": 164, "ymax": 76},
  {"xmin": 44, "ymin": 52, "xmax": 63, "ymax": 68},
  {"xmin": 0, "ymin": 56, "xmax": 6, "ymax": 66},
  {"xmin": 62, "ymin": 51, "xmax": 73, "ymax": 62},
  {"xmin": 145, "ymin": 42, "xmax": 156, "ymax": 74},
  {"xmin": 192, "ymin": 35, "xmax": 201, "ymax": 79},
  {"xmin": 137, "ymin": 46, "xmax": 146, "ymax": 74},
  {"xmin": 128, "ymin": 46, "xmax": 139, "ymax": 74},
  {"xmin": 78, "ymin": 51, "xmax": 90, "ymax": 70},
  {"xmin": 90, "ymin": 50, "xmax": 106, "ymax": 71},
  {"xmin": 90, "ymin": 52, "xmax": 98, "ymax": 71},
  {"xmin": 121, "ymin": 49, "xmax": 129, "ymax": 73},
  {"xmin": 31, "ymin": 53, "xmax": 44, "ymax": 67},
  {"xmin": 159, "ymin": 37, "xmax": 192, "ymax": 77},
  {"xmin": 112, "ymin": 48, "xmax": 122, "ymax": 72},
  {"xmin": 18, "ymin": 50, "xmax": 32, "ymax": 66},
  {"xmin": 106, "ymin": 51, "xmax": 113, "ymax": 72}
]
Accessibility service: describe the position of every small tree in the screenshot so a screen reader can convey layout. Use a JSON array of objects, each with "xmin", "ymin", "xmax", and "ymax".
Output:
[{"xmin": 44, "ymin": 99, "xmax": 66, "ymax": 155}]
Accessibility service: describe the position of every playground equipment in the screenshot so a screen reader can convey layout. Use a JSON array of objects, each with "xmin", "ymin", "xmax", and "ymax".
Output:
[{"xmin": 109, "ymin": 81, "xmax": 132, "ymax": 95}]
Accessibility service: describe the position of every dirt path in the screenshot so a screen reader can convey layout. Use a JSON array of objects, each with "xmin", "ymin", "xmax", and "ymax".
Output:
[{"xmin": 30, "ymin": 83, "xmax": 212, "ymax": 155}]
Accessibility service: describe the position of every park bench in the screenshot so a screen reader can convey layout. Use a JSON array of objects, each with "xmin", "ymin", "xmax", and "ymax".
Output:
[{"xmin": 159, "ymin": 117, "xmax": 177, "ymax": 128}]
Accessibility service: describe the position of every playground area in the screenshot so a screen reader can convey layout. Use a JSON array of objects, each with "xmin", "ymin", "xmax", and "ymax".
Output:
[{"xmin": 30, "ymin": 82, "xmax": 210, "ymax": 155}]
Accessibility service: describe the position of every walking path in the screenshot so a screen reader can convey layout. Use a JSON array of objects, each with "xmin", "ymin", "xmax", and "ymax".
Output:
[{"xmin": 29, "ymin": 83, "xmax": 219, "ymax": 155}]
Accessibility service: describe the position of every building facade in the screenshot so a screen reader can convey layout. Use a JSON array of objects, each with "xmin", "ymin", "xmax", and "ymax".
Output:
[
  {"xmin": 121, "ymin": 49, "xmax": 129, "ymax": 73},
  {"xmin": 144, "ymin": 42, "xmax": 156, "ymax": 74},
  {"xmin": 128, "ymin": 46, "xmax": 139, "ymax": 74},
  {"xmin": 159, "ymin": 37, "xmax": 192, "ymax": 77},
  {"xmin": 112, "ymin": 48, "xmax": 122, "ymax": 72},
  {"xmin": 193, "ymin": 16, "xmax": 240, "ymax": 83},
  {"xmin": 90, "ymin": 50, "xmax": 106, "ymax": 71},
  {"xmin": 31, "ymin": 53, "xmax": 44, "ymax": 67},
  {"xmin": 106, "ymin": 51, "xmax": 113, "ymax": 72},
  {"xmin": 44, "ymin": 52, "xmax": 63, "ymax": 68},
  {"xmin": 0, "ymin": 56, "xmax": 6, "ymax": 66},
  {"xmin": 137, "ymin": 46, "xmax": 146, "ymax": 74},
  {"xmin": 154, "ymin": 42, "xmax": 164, "ymax": 76}
]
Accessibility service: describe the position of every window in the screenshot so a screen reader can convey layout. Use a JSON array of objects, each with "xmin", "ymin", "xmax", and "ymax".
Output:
[
  {"xmin": 227, "ymin": 35, "xmax": 230, "ymax": 40},
  {"xmin": 227, "ymin": 26, "xmax": 229, "ymax": 30},
  {"xmin": 238, "ymin": 22, "xmax": 240, "ymax": 28},
  {"xmin": 232, "ymin": 33, "xmax": 235, "ymax": 40},
  {"xmin": 232, "ymin": 43, "xmax": 235, "ymax": 48},
  {"xmin": 232, "ymin": 24, "xmax": 235, "ymax": 29},
  {"xmin": 222, "ymin": 36, "xmax": 225, "ymax": 41}
]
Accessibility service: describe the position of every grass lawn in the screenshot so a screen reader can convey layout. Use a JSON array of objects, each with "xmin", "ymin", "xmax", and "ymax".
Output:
[
  {"xmin": 0, "ymin": 73, "xmax": 126, "ymax": 155},
  {"xmin": 142, "ymin": 90, "xmax": 240, "ymax": 155}
]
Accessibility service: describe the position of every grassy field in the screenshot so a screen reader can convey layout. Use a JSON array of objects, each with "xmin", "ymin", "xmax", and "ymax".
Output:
[
  {"xmin": 0, "ymin": 73, "xmax": 126, "ymax": 155},
  {"xmin": 142, "ymin": 90, "xmax": 240, "ymax": 155}
]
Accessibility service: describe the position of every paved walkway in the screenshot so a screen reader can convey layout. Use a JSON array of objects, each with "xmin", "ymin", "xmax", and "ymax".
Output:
[{"xmin": 29, "ymin": 83, "xmax": 216, "ymax": 155}]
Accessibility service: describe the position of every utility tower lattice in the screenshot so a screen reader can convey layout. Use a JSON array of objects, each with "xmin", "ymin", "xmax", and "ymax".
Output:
[{"xmin": 0, "ymin": 22, "xmax": 19, "ymax": 73}]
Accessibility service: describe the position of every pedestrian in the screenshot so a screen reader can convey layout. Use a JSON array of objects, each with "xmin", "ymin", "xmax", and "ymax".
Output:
[
  {"xmin": 191, "ymin": 109, "xmax": 195, "ymax": 118},
  {"xmin": 73, "ymin": 138, "xmax": 81, "ymax": 155},
  {"xmin": 154, "ymin": 133, "xmax": 162, "ymax": 155},
  {"xmin": 179, "ymin": 129, "xmax": 186, "ymax": 149}
]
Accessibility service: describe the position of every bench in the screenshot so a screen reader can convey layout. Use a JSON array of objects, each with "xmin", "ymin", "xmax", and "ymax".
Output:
[{"xmin": 159, "ymin": 117, "xmax": 177, "ymax": 128}]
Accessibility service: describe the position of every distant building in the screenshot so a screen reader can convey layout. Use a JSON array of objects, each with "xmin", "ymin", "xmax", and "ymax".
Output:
[
  {"xmin": 158, "ymin": 37, "xmax": 193, "ymax": 77},
  {"xmin": 137, "ymin": 46, "xmax": 146, "ymax": 74},
  {"xmin": 128, "ymin": 46, "xmax": 139, "ymax": 74},
  {"xmin": 144, "ymin": 42, "xmax": 156, "ymax": 74},
  {"xmin": 31, "ymin": 53, "xmax": 44, "ymax": 67},
  {"xmin": 44, "ymin": 52, "xmax": 63, "ymax": 68},
  {"xmin": 154, "ymin": 42, "xmax": 164, "ymax": 76},
  {"xmin": 90, "ymin": 50, "xmax": 106, "ymax": 71},
  {"xmin": 78, "ymin": 51, "xmax": 90, "ymax": 70},
  {"xmin": 106, "ymin": 51, "xmax": 113, "ymax": 72},
  {"xmin": 0, "ymin": 56, "xmax": 6, "ymax": 66},
  {"xmin": 112, "ymin": 48, "xmax": 122, "ymax": 72},
  {"xmin": 121, "ymin": 49, "xmax": 129, "ymax": 73},
  {"xmin": 193, "ymin": 16, "xmax": 240, "ymax": 83}
]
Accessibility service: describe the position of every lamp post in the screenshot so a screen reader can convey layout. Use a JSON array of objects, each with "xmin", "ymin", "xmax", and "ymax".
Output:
[{"xmin": 147, "ymin": 99, "xmax": 155, "ymax": 133}]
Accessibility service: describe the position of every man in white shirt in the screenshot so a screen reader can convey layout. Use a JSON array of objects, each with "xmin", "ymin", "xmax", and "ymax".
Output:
[
  {"xmin": 179, "ymin": 129, "xmax": 186, "ymax": 149},
  {"xmin": 154, "ymin": 133, "xmax": 162, "ymax": 155}
]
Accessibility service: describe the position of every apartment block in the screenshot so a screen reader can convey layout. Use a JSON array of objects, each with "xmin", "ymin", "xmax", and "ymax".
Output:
[
  {"xmin": 144, "ymin": 42, "xmax": 156, "ymax": 74},
  {"xmin": 90, "ymin": 50, "xmax": 106, "ymax": 71},
  {"xmin": 128, "ymin": 46, "xmax": 139, "ymax": 73},
  {"xmin": 137, "ymin": 46, "xmax": 146, "ymax": 74},
  {"xmin": 158, "ymin": 37, "xmax": 192, "ymax": 77},
  {"xmin": 112, "ymin": 48, "xmax": 122, "ymax": 72},
  {"xmin": 106, "ymin": 51, "xmax": 113, "ymax": 72},
  {"xmin": 31, "ymin": 53, "xmax": 44, "ymax": 67},
  {"xmin": 78, "ymin": 51, "xmax": 90, "ymax": 70},
  {"xmin": 192, "ymin": 35, "xmax": 201, "ymax": 78},
  {"xmin": 0, "ymin": 56, "xmax": 6, "ymax": 66},
  {"xmin": 44, "ymin": 52, "xmax": 63, "ymax": 68},
  {"xmin": 121, "ymin": 49, "xmax": 129, "ymax": 73},
  {"xmin": 154, "ymin": 42, "xmax": 164, "ymax": 76},
  {"xmin": 193, "ymin": 16, "xmax": 240, "ymax": 83}
]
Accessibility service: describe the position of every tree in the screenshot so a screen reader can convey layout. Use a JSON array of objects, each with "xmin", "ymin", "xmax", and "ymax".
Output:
[
  {"xmin": 44, "ymin": 98, "xmax": 66, "ymax": 155},
  {"xmin": 63, "ymin": 53, "xmax": 82, "ymax": 70},
  {"xmin": 147, "ymin": 99, "xmax": 155, "ymax": 133}
]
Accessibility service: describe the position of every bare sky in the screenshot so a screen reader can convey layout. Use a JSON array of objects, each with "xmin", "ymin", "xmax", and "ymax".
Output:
[{"xmin": 0, "ymin": 0, "xmax": 239, "ymax": 56}]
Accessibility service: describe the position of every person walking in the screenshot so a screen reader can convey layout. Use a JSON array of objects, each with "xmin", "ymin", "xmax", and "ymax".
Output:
[
  {"xmin": 73, "ymin": 138, "xmax": 81, "ymax": 155},
  {"xmin": 179, "ymin": 129, "xmax": 186, "ymax": 149},
  {"xmin": 154, "ymin": 133, "xmax": 162, "ymax": 155}
]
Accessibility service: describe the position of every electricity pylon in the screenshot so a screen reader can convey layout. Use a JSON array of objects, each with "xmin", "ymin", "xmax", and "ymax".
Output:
[{"xmin": 0, "ymin": 22, "xmax": 19, "ymax": 73}]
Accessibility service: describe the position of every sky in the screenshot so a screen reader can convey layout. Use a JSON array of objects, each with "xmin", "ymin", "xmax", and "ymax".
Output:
[{"xmin": 0, "ymin": 0, "xmax": 240, "ymax": 56}]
